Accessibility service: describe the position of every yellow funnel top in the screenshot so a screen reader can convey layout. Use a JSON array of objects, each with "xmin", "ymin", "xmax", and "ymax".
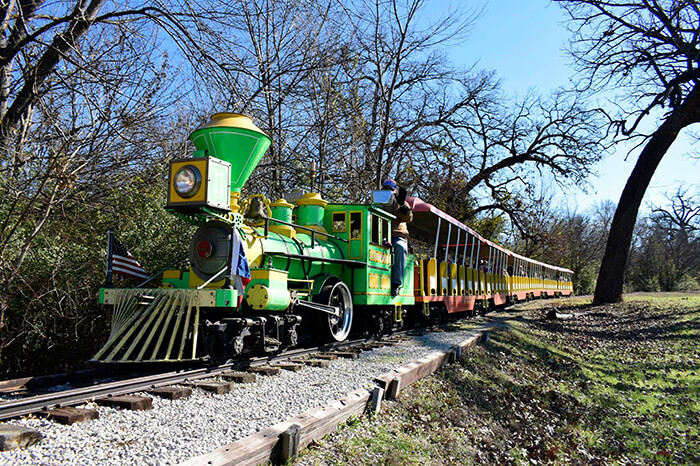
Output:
[{"xmin": 198, "ymin": 113, "xmax": 267, "ymax": 133}]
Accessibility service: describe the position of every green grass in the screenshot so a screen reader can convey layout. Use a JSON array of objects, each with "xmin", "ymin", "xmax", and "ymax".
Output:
[{"xmin": 295, "ymin": 292, "xmax": 700, "ymax": 465}]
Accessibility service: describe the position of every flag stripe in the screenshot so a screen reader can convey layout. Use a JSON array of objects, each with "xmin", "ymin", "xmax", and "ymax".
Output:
[
  {"xmin": 112, "ymin": 266, "xmax": 149, "ymax": 280},
  {"xmin": 113, "ymin": 267, "xmax": 150, "ymax": 280},
  {"xmin": 113, "ymin": 262, "xmax": 150, "ymax": 277},
  {"xmin": 113, "ymin": 261, "xmax": 147, "ymax": 273},
  {"xmin": 113, "ymin": 257, "xmax": 144, "ymax": 270},
  {"xmin": 111, "ymin": 236, "xmax": 149, "ymax": 282}
]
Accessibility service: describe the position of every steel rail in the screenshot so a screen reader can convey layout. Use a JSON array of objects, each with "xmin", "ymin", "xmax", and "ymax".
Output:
[
  {"xmin": 0, "ymin": 365, "xmax": 233, "ymax": 421},
  {"xmin": 0, "ymin": 303, "xmax": 520, "ymax": 421}
]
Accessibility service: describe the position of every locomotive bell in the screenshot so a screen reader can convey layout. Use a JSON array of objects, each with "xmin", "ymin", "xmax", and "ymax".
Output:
[
  {"xmin": 244, "ymin": 197, "xmax": 267, "ymax": 223},
  {"xmin": 189, "ymin": 221, "xmax": 232, "ymax": 281}
]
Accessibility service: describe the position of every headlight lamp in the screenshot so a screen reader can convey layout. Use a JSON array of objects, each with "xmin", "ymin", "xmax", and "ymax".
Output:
[{"xmin": 174, "ymin": 165, "xmax": 201, "ymax": 198}]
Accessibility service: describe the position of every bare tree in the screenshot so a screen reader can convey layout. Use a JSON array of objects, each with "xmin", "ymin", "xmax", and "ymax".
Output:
[
  {"xmin": 298, "ymin": 55, "xmax": 354, "ymax": 199},
  {"xmin": 0, "ymin": 9, "xmax": 182, "ymax": 335},
  {"xmin": 337, "ymin": 0, "xmax": 479, "ymax": 193},
  {"xmin": 507, "ymin": 199, "xmax": 613, "ymax": 294},
  {"xmin": 550, "ymin": 210, "xmax": 610, "ymax": 294},
  {"xmin": 557, "ymin": 0, "xmax": 700, "ymax": 304},
  {"xmin": 453, "ymin": 88, "xmax": 609, "ymax": 237},
  {"xmin": 296, "ymin": 0, "xmax": 610, "ymax": 242},
  {"xmin": 0, "ymin": 0, "xmax": 259, "ymax": 339},
  {"xmin": 234, "ymin": 0, "xmax": 341, "ymax": 197},
  {"xmin": 171, "ymin": 0, "xmax": 346, "ymax": 199},
  {"xmin": 649, "ymin": 187, "xmax": 700, "ymax": 288},
  {"xmin": 626, "ymin": 187, "xmax": 700, "ymax": 293}
]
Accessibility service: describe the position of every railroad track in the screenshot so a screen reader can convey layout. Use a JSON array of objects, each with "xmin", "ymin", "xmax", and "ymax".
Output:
[
  {"xmin": 0, "ymin": 333, "xmax": 416, "ymax": 422},
  {"xmin": 0, "ymin": 318, "xmax": 494, "ymax": 464}
]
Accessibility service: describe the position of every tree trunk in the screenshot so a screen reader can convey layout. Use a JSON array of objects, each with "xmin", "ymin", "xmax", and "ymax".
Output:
[{"xmin": 593, "ymin": 85, "xmax": 700, "ymax": 304}]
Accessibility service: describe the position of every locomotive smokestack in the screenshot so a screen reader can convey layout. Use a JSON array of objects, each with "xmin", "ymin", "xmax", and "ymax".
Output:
[{"xmin": 189, "ymin": 113, "xmax": 271, "ymax": 212}]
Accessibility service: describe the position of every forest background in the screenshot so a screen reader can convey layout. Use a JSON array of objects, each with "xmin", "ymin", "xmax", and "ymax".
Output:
[{"xmin": 0, "ymin": 0, "xmax": 698, "ymax": 378}]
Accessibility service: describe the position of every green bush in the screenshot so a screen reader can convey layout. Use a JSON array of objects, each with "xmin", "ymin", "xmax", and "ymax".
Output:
[
  {"xmin": 0, "ymin": 175, "xmax": 193, "ymax": 378},
  {"xmin": 674, "ymin": 274, "xmax": 699, "ymax": 292}
]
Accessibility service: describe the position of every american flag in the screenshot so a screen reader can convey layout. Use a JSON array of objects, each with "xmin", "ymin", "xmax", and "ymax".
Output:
[{"xmin": 111, "ymin": 236, "xmax": 149, "ymax": 281}]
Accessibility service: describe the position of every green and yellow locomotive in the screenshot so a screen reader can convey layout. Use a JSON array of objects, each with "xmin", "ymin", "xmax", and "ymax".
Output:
[
  {"xmin": 94, "ymin": 113, "xmax": 574, "ymax": 365},
  {"xmin": 94, "ymin": 113, "xmax": 415, "ymax": 364}
]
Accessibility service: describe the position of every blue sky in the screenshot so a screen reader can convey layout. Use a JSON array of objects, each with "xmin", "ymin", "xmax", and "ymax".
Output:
[{"xmin": 436, "ymin": 0, "xmax": 699, "ymax": 212}]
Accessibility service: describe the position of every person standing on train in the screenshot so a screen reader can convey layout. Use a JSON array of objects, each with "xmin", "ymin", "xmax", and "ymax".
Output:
[{"xmin": 382, "ymin": 178, "xmax": 413, "ymax": 296}]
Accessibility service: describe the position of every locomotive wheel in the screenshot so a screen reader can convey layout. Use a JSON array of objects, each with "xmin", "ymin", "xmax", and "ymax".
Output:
[{"xmin": 315, "ymin": 281, "xmax": 353, "ymax": 342}]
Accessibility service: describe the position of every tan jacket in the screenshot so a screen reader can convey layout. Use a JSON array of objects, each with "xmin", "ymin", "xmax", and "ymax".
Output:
[{"xmin": 389, "ymin": 198, "xmax": 413, "ymax": 239}]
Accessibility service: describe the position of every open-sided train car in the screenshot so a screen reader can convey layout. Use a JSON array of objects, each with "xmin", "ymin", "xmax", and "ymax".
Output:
[
  {"xmin": 93, "ymin": 113, "xmax": 572, "ymax": 365},
  {"xmin": 406, "ymin": 196, "xmax": 573, "ymax": 316}
]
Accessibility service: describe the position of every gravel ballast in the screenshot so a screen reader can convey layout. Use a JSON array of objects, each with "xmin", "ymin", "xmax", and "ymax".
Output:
[{"xmin": 0, "ymin": 324, "xmax": 485, "ymax": 465}]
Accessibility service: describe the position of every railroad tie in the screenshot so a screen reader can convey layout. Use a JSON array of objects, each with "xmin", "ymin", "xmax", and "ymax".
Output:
[
  {"xmin": 273, "ymin": 363, "xmax": 305, "ymax": 372},
  {"xmin": 248, "ymin": 366, "xmax": 281, "ymax": 376},
  {"xmin": 148, "ymin": 386, "xmax": 193, "ymax": 400},
  {"xmin": 37, "ymin": 407, "xmax": 99, "ymax": 425},
  {"xmin": 220, "ymin": 371, "xmax": 257, "ymax": 383},
  {"xmin": 187, "ymin": 381, "xmax": 232, "ymax": 395},
  {"xmin": 96, "ymin": 395, "xmax": 153, "ymax": 411}
]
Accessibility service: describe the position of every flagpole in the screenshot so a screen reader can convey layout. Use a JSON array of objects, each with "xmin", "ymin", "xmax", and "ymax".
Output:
[
  {"xmin": 106, "ymin": 230, "xmax": 114, "ymax": 288},
  {"xmin": 223, "ymin": 225, "xmax": 236, "ymax": 290}
]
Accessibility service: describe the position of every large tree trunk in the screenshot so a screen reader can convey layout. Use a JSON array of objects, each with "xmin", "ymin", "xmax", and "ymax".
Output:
[{"xmin": 593, "ymin": 84, "xmax": 700, "ymax": 304}]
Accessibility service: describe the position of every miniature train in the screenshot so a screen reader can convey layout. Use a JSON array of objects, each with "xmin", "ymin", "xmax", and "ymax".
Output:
[{"xmin": 93, "ymin": 113, "xmax": 573, "ymax": 364}]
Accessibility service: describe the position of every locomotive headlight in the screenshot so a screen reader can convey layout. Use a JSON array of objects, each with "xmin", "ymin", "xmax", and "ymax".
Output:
[
  {"xmin": 166, "ymin": 157, "xmax": 230, "ymax": 210},
  {"xmin": 174, "ymin": 165, "xmax": 201, "ymax": 198}
]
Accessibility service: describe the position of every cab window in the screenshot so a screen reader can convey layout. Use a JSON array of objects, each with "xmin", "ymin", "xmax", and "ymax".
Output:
[
  {"xmin": 370, "ymin": 214, "xmax": 391, "ymax": 246},
  {"xmin": 332, "ymin": 212, "xmax": 346, "ymax": 232},
  {"xmin": 371, "ymin": 214, "xmax": 380, "ymax": 244},
  {"xmin": 350, "ymin": 212, "xmax": 362, "ymax": 239}
]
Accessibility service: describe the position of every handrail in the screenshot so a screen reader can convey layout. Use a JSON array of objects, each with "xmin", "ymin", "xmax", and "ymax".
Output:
[
  {"xmin": 256, "ymin": 215, "xmax": 348, "ymax": 243},
  {"xmin": 263, "ymin": 251, "xmax": 366, "ymax": 269}
]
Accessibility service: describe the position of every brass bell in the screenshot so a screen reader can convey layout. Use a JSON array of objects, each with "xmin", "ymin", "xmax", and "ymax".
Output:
[{"xmin": 244, "ymin": 197, "xmax": 266, "ymax": 222}]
